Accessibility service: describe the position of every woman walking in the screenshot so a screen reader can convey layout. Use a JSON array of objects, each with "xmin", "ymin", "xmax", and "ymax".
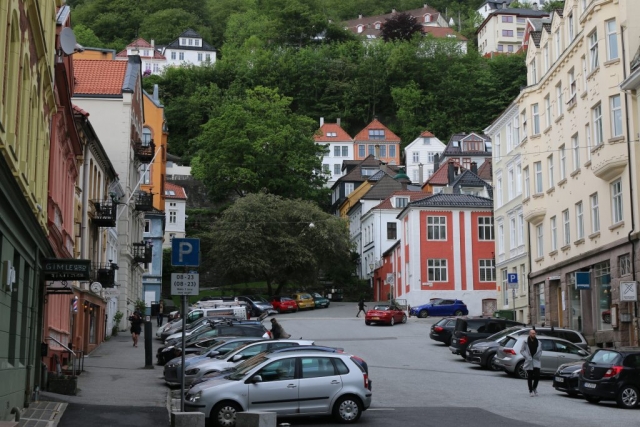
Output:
[
  {"xmin": 129, "ymin": 311, "xmax": 143, "ymax": 347},
  {"xmin": 520, "ymin": 329, "xmax": 542, "ymax": 396}
]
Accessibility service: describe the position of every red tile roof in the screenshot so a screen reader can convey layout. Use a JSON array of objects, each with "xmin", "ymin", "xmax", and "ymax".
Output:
[
  {"xmin": 72, "ymin": 104, "xmax": 90, "ymax": 117},
  {"xmin": 353, "ymin": 119, "xmax": 401, "ymax": 142},
  {"xmin": 314, "ymin": 123, "xmax": 353, "ymax": 142},
  {"xmin": 73, "ymin": 60, "xmax": 128, "ymax": 96},
  {"xmin": 116, "ymin": 38, "xmax": 166, "ymax": 59},
  {"xmin": 477, "ymin": 159, "xmax": 493, "ymax": 181},
  {"xmin": 424, "ymin": 159, "xmax": 464, "ymax": 186},
  {"xmin": 165, "ymin": 182, "xmax": 187, "ymax": 200},
  {"xmin": 421, "ymin": 26, "xmax": 468, "ymax": 41},
  {"xmin": 371, "ymin": 190, "xmax": 430, "ymax": 210},
  {"xmin": 420, "ymin": 130, "xmax": 435, "ymax": 137}
]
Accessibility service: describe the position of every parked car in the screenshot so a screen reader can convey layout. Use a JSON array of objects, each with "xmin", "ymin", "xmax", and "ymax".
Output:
[
  {"xmin": 449, "ymin": 317, "xmax": 524, "ymax": 357},
  {"xmin": 364, "ymin": 304, "xmax": 407, "ymax": 326},
  {"xmin": 429, "ymin": 317, "xmax": 457, "ymax": 346},
  {"xmin": 291, "ymin": 292, "xmax": 315, "ymax": 310},
  {"xmin": 311, "ymin": 292, "xmax": 330, "ymax": 308},
  {"xmin": 270, "ymin": 296, "xmax": 298, "ymax": 314},
  {"xmin": 235, "ymin": 295, "xmax": 277, "ymax": 317},
  {"xmin": 466, "ymin": 326, "xmax": 589, "ymax": 370},
  {"xmin": 409, "ymin": 299, "xmax": 468, "ymax": 318},
  {"xmin": 553, "ymin": 360, "xmax": 585, "ymax": 396},
  {"xmin": 579, "ymin": 347, "xmax": 640, "ymax": 408},
  {"xmin": 163, "ymin": 337, "xmax": 264, "ymax": 385},
  {"xmin": 184, "ymin": 350, "xmax": 372, "ymax": 425},
  {"xmin": 183, "ymin": 339, "xmax": 314, "ymax": 385},
  {"xmin": 494, "ymin": 334, "xmax": 589, "ymax": 379}
]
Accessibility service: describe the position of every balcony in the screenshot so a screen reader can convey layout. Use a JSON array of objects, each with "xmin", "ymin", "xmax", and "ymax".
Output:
[
  {"xmin": 134, "ymin": 139, "xmax": 155, "ymax": 163},
  {"xmin": 591, "ymin": 141, "xmax": 628, "ymax": 181},
  {"xmin": 91, "ymin": 199, "xmax": 117, "ymax": 227},
  {"xmin": 92, "ymin": 262, "xmax": 118, "ymax": 287},
  {"xmin": 523, "ymin": 205, "xmax": 547, "ymax": 225},
  {"xmin": 132, "ymin": 242, "xmax": 152, "ymax": 264},
  {"xmin": 134, "ymin": 191, "xmax": 153, "ymax": 212}
]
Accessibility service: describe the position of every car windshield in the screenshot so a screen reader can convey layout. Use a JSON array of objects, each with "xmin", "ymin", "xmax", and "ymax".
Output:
[
  {"xmin": 249, "ymin": 296, "xmax": 268, "ymax": 303},
  {"xmin": 228, "ymin": 354, "xmax": 268, "ymax": 380},
  {"xmin": 487, "ymin": 326, "xmax": 522, "ymax": 341},
  {"xmin": 216, "ymin": 342, "xmax": 254, "ymax": 360},
  {"xmin": 281, "ymin": 297, "xmax": 293, "ymax": 302},
  {"xmin": 312, "ymin": 293, "xmax": 322, "ymax": 298},
  {"xmin": 373, "ymin": 305, "xmax": 390, "ymax": 311}
]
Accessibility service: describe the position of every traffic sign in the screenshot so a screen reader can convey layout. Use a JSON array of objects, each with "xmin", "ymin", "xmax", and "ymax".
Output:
[
  {"xmin": 171, "ymin": 273, "xmax": 199, "ymax": 296},
  {"xmin": 171, "ymin": 238, "xmax": 200, "ymax": 267},
  {"xmin": 507, "ymin": 273, "xmax": 518, "ymax": 289},
  {"xmin": 620, "ymin": 281, "xmax": 638, "ymax": 302}
]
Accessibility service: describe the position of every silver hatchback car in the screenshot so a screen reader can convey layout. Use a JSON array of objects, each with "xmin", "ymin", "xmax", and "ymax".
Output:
[
  {"xmin": 494, "ymin": 334, "xmax": 589, "ymax": 379},
  {"xmin": 185, "ymin": 351, "xmax": 372, "ymax": 427}
]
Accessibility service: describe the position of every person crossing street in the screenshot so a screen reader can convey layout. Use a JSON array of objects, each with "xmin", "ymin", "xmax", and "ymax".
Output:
[{"xmin": 356, "ymin": 299, "xmax": 367, "ymax": 317}]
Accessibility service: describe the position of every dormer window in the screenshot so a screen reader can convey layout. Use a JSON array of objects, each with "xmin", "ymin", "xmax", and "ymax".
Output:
[
  {"xmin": 369, "ymin": 129, "xmax": 385, "ymax": 140},
  {"xmin": 374, "ymin": 22, "xmax": 381, "ymax": 30},
  {"xmin": 195, "ymin": 39, "xmax": 200, "ymax": 46},
  {"xmin": 395, "ymin": 197, "xmax": 408, "ymax": 208},
  {"xmin": 464, "ymin": 140, "xmax": 484, "ymax": 151},
  {"xmin": 326, "ymin": 132, "xmax": 337, "ymax": 137},
  {"xmin": 357, "ymin": 25, "xmax": 364, "ymax": 33},
  {"xmin": 181, "ymin": 38, "xmax": 186, "ymax": 45},
  {"xmin": 361, "ymin": 167, "xmax": 377, "ymax": 176},
  {"xmin": 165, "ymin": 190, "xmax": 176, "ymax": 196},
  {"xmin": 424, "ymin": 14, "xmax": 431, "ymax": 22},
  {"xmin": 188, "ymin": 39, "xmax": 193, "ymax": 46}
]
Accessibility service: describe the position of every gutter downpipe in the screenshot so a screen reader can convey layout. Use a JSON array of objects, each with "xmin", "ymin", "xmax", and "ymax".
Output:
[
  {"xmin": 81, "ymin": 142, "xmax": 90, "ymax": 259},
  {"xmin": 620, "ymin": 25, "xmax": 638, "ymax": 344},
  {"xmin": 526, "ymin": 222, "xmax": 533, "ymax": 325}
]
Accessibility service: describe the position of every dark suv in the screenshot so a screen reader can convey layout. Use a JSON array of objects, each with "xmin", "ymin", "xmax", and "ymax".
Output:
[
  {"xmin": 579, "ymin": 348, "xmax": 640, "ymax": 408},
  {"xmin": 449, "ymin": 317, "xmax": 524, "ymax": 357}
]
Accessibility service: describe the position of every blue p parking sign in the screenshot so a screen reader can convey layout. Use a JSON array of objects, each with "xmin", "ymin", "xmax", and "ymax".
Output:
[
  {"xmin": 507, "ymin": 273, "xmax": 518, "ymax": 289},
  {"xmin": 171, "ymin": 238, "xmax": 200, "ymax": 267}
]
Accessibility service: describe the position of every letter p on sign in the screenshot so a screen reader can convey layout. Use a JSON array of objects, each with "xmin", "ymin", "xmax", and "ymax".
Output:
[{"xmin": 171, "ymin": 238, "xmax": 200, "ymax": 267}]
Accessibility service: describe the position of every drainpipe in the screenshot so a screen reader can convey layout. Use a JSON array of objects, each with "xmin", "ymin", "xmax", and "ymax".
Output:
[
  {"xmin": 526, "ymin": 222, "xmax": 533, "ymax": 325},
  {"xmin": 81, "ymin": 143, "xmax": 90, "ymax": 259},
  {"xmin": 620, "ymin": 25, "xmax": 638, "ymax": 344}
]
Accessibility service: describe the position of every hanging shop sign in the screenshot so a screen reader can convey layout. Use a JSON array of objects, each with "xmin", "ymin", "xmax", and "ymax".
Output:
[{"xmin": 43, "ymin": 258, "xmax": 91, "ymax": 281}]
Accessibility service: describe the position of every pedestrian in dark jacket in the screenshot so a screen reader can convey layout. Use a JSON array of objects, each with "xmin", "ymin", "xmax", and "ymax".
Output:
[
  {"xmin": 129, "ymin": 311, "xmax": 143, "ymax": 347},
  {"xmin": 356, "ymin": 299, "xmax": 367, "ymax": 317},
  {"xmin": 270, "ymin": 318, "xmax": 291, "ymax": 339}
]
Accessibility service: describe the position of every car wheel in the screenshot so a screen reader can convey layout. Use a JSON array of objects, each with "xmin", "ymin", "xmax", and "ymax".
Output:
[
  {"xmin": 487, "ymin": 353, "xmax": 502, "ymax": 371},
  {"xmin": 454, "ymin": 310, "xmax": 464, "ymax": 316},
  {"xmin": 211, "ymin": 401, "xmax": 241, "ymax": 427},
  {"xmin": 515, "ymin": 361, "xmax": 528, "ymax": 379},
  {"xmin": 401, "ymin": 314, "xmax": 407, "ymax": 324},
  {"xmin": 333, "ymin": 395, "xmax": 363, "ymax": 423},
  {"xmin": 390, "ymin": 317, "xmax": 395, "ymax": 326},
  {"xmin": 418, "ymin": 309, "xmax": 428, "ymax": 318},
  {"xmin": 365, "ymin": 320, "xmax": 371, "ymax": 325},
  {"xmin": 585, "ymin": 395, "xmax": 601, "ymax": 404},
  {"xmin": 617, "ymin": 385, "xmax": 639, "ymax": 409}
]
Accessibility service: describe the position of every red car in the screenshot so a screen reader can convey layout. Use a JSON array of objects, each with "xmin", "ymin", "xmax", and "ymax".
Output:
[
  {"xmin": 270, "ymin": 296, "xmax": 299, "ymax": 313},
  {"xmin": 365, "ymin": 304, "xmax": 407, "ymax": 326}
]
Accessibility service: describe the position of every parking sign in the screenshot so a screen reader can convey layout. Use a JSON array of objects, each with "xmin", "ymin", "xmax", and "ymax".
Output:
[
  {"xmin": 171, "ymin": 238, "xmax": 200, "ymax": 267},
  {"xmin": 507, "ymin": 273, "xmax": 518, "ymax": 289}
]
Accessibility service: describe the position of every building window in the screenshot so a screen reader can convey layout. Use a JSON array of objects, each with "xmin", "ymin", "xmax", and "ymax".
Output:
[
  {"xmin": 513, "ymin": 116, "xmax": 519, "ymax": 144},
  {"xmin": 380, "ymin": 145, "xmax": 387, "ymax": 158},
  {"xmin": 389, "ymin": 145, "xmax": 396, "ymax": 159},
  {"xmin": 582, "ymin": 56, "xmax": 588, "ymax": 93},
  {"xmin": 502, "ymin": 16, "xmax": 513, "ymax": 23},
  {"xmin": 521, "ymin": 109, "xmax": 527, "ymax": 138},
  {"xmin": 559, "ymin": 144, "xmax": 566, "ymax": 180},
  {"xmin": 205, "ymin": 53, "xmax": 211, "ymax": 61},
  {"xmin": 544, "ymin": 95, "xmax": 552, "ymax": 128},
  {"xmin": 428, "ymin": 152, "xmax": 435, "ymax": 163},
  {"xmin": 323, "ymin": 164, "xmax": 330, "ymax": 173},
  {"xmin": 531, "ymin": 59, "xmax": 537, "ymax": 85},
  {"xmin": 497, "ymin": 222, "xmax": 505, "ymax": 255},
  {"xmin": 357, "ymin": 25, "xmax": 363, "ymax": 33},
  {"xmin": 358, "ymin": 145, "xmax": 365, "ymax": 157},
  {"xmin": 479, "ymin": 259, "xmax": 496, "ymax": 282},
  {"xmin": 333, "ymin": 164, "xmax": 340, "ymax": 175},
  {"xmin": 593, "ymin": 104, "xmax": 603, "ymax": 146},
  {"xmin": 550, "ymin": 216, "xmax": 557, "ymax": 251},
  {"xmin": 334, "ymin": 146, "xmax": 341, "ymax": 157},
  {"xmin": 576, "ymin": 201, "xmax": 584, "ymax": 240},
  {"xmin": 395, "ymin": 197, "xmax": 408, "ymax": 208},
  {"xmin": 589, "ymin": 30, "xmax": 599, "ymax": 71},
  {"xmin": 508, "ymin": 45, "xmax": 514, "ymax": 52},
  {"xmin": 179, "ymin": 52, "xmax": 185, "ymax": 60},
  {"xmin": 534, "ymin": 161, "xmax": 542, "ymax": 194},
  {"xmin": 496, "ymin": 176, "xmax": 503, "ymax": 207},
  {"xmin": 516, "ymin": 163, "xmax": 522, "ymax": 195},
  {"xmin": 562, "ymin": 209, "xmax": 570, "ymax": 247},
  {"xmin": 585, "ymin": 123, "xmax": 592, "ymax": 159},
  {"xmin": 368, "ymin": 145, "xmax": 375, "ymax": 156},
  {"xmin": 188, "ymin": 39, "xmax": 193, "ymax": 46},
  {"xmin": 195, "ymin": 39, "xmax": 200, "ymax": 46},
  {"xmin": 478, "ymin": 216, "xmax": 494, "ymax": 240},
  {"xmin": 568, "ymin": 69, "xmax": 576, "ymax": 101},
  {"xmin": 556, "ymin": 83, "xmax": 563, "ymax": 116},
  {"xmin": 606, "ymin": 19, "xmax": 618, "ymax": 60},
  {"xmin": 610, "ymin": 95, "xmax": 623, "ymax": 137},
  {"xmin": 536, "ymin": 224, "xmax": 544, "ymax": 258},
  {"xmin": 197, "ymin": 53, "xmax": 203, "ymax": 61},
  {"xmin": 369, "ymin": 129, "xmax": 385, "ymax": 140},
  {"xmin": 590, "ymin": 193, "xmax": 600, "ymax": 233},
  {"xmin": 144, "ymin": 220, "xmax": 150, "ymax": 233},
  {"xmin": 524, "ymin": 167, "xmax": 530, "ymax": 198},
  {"xmin": 547, "ymin": 155, "xmax": 554, "ymax": 188},
  {"xmin": 502, "ymin": 269, "xmax": 509, "ymax": 305},
  {"xmin": 506, "ymin": 123, "xmax": 512, "ymax": 152},
  {"xmin": 620, "ymin": 254, "xmax": 631, "ymax": 276},
  {"xmin": 555, "ymin": 30, "xmax": 561, "ymax": 60},
  {"xmin": 544, "ymin": 45, "xmax": 550, "ymax": 72},
  {"xmin": 427, "ymin": 259, "xmax": 448, "ymax": 282},
  {"xmin": 341, "ymin": 146, "xmax": 348, "ymax": 156},
  {"xmin": 509, "ymin": 217, "xmax": 516, "ymax": 248},
  {"xmin": 498, "ymin": 44, "xmax": 504, "ymax": 52},
  {"xmin": 570, "ymin": 135, "xmax": 580, "ymax": 171},
  {"xmin": 427, "ymin": 216, "xmax": 447, "ymax": 240},
  {"xmin": 169, "ymin": 211, "xmax": 177, "ymax": 224},
  {"xmin": 345, "ymin": 183, "xmax": 354, "ymax": 196},
  {"xmin": 508, "ymin": 167, "xmax": 514, "ymax": 199},
  {"xmin": 532, "ymin": 103, "xmax": 540, "ymax": 134},
  {"xmin": 518, "ymin": 212, "xmax": 524, "ymax": 246},
  {"xmin": 612, "ymin": 179, "xmax": 623, "ymax": 224},
  {"xmin": 517, "ymin": 29, "xmax": 524, "ymax": 38},
  {"xmin": 140, "ymin": 166, "xmax": 150, "ymax": 184},
  {"xmin": 502, "ymin": 30, "xmax": 514, "ymax": 37},
  {"xmin": 568, "ymin": 13, "xmax": 574, "ymax": 42},
  {"xmin": 171, "ymin": 51, "xmax": 176, "ymax": 60},
  {"xmin": 387, "ymin": 222, "xmax": 397, "ymax": 239}
]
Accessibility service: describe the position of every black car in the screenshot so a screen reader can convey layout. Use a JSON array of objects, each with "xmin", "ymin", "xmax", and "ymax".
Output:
[
  {"xmin": 553, "ymin": 360, "xmax": 584, "ymax": 396},
  {"xmin": 235, "ymin": 295, "xmax": 276, "ymax": 317},
  {"xmin": 429, "ymin": 317, "xmax": 457, "ymax": 346},
  {"xmin": 579, "ymin": 347, "xmax": 640, "ymax": 408},
  {"xmin": 449, "ymin": 317, "xmax": 524, "ymax": 357},
  {"xmin": 466, "ymin": 326, "xmax": 589, "ymax": 370}
]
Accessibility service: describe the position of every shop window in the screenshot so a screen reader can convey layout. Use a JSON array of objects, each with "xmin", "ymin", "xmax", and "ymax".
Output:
[
  {"xmin": 536, "ymin": 283, "xmax": 545, "ymax": 322},
  {"xmin": 569, "ymin": 274, "xmax": 583, "ymax": 332},
  {"xmin": 594, "ymin": 261, "xmax": 611, "ymax": 331}
]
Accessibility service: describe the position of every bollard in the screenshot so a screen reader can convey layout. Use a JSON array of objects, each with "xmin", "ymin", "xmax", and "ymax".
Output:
[
  {"xmin": 236, "ymin": 411, "xmax": 277, "ymax": 427},
  {"xmin": 171, "ymin": 411, "xmax": 204, "ymax": 427},
  {"xmin": 144, "ymin": 318, "xmax": 153, "ymax": 368}
]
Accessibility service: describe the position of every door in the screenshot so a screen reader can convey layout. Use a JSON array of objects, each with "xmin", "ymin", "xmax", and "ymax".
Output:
[
  {"xmin": 248, "ymin": 357, "xmax": 298, "ymax": 415},
  {"xmin": 298, "ymin": 357, "xmax": 343, "ymax": 414},
  {"xmin": 539, "ymin": 339, "xmax": 560, "ymax": 374},
  {"xmin": 557, "ymin": 286, "xmax": 563, "ymax": 328}
]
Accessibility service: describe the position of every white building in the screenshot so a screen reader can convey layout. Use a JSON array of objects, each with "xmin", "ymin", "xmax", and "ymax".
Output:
[
  {"xmin": 476, "ymin": 7, "xmax": 549, "ymax": 56},
  {"xmin": 161, "ymin": 29, "xmax": 217, "ymax": 68},
  {"xmin": 314, "ymin": 118, "xmax": 354, "ymax": 188},
  {"xmin": 403, "ymin": 130, "xmax": 446, "ymax": 185},
  {"xmin": 116, "ymin": 38, "xmax": 166, "ymax": 75},
  {"xmin": 163, "ymin": 182, "xmax": 187, "ymax": 248},
  {"xmin": 166, "ymin": 154, "xmax": 192, "ymax": 180}
]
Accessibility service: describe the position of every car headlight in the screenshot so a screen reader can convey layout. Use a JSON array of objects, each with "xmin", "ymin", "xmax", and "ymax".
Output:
[
  {"xmin": 570, "ymin": 370, "xmax": 581, "ymax": 377},
  {"xmin": 163, "ymin": 346, "xmax": 174, "ymax": 352},
  {"xmin": 186, "ymin": 391, "xmax": 201, "ymax": 403},
  {"xmin": 166, "ymin": 363, "xmax": 177, "ymax": 368},
  {"xmin": 185, "ymin": 368, "xmax": 200, "ymax": 375}
]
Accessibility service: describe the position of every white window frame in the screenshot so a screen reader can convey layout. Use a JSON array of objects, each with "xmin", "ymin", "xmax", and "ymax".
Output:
[
  {"xmin": 496, "ymin": 175, "xmax": 503, "ymax": 207},
  {"xmin": 506, "ymin": 123, "xmax": 512, "ymax": 152},
  {"xmin": 590, "ymin": 193, "xmax": 600, "ymax": 233},
  {"xmin": 576, "ymin": 201, "xmax": 584, "ymax": 240},
  {"xmin": 498, "ymin": 222, "xmax": 505, "ymax": 255},
  {"xmin": 568, "ymin": 13, "xmax": 574, "ymax": 42},
  {"xmin": 508, "ymin": 167, "xmax": 514, "ymax": 200},
  {"xmin": 593, "ymin": 103, "xmax": 603, "ymax": 146},
  {"xmin": 517, "ymin": 212, "xmax": 524, "ymax": 246},
  {"xmin": 412, "ymin": 152, "xmax": 420, "ymax": 163},
  {"xmin": 550, "ymin": 216, "xmax": 557, "ymax": 251},
  {"xmin": 524, "ymin": 167, "xmax": 530, "ymax": 198},
  {"xmin": 521, "ymin": 109, "xmax": 528, "ymax": 139},
  {"xmin": 606, "ymin": 19, "xmax": 618, "ymax": 61},
  {"xmin": 612, "ymin": 179, "xmax": 623, "ymax": 224},
  {"xmin": 478, "ymin": 216, "xmax": 494, "ymax": 241},
  {"xmin": 479, "ymin": 259, "xmax": 496, "ymax": 282},
  {"xmin": 534, "ymin": 161, "xmax": 543, "ymax": 194},
  {"xmin": 562, "ymin": 209, "xmax": 571, "ymax": 247},
  {"xmin": 536, "ymin": 224, "xmax": 544, "ymax": 258},
  {"xmin": 427, "ymin": 259, "xmax": 448, "ymax": 282},
  {"xmin": 169, "ymin": 210, "xmax": 177, "ymax": 224},
  {"xmin": 556, "ymin": 82, "xmax": 563, "ymax": 116},
  {"xmin": 610, "ymin": 95, "xmax": 623, "ymax": 137},
  {"xmin": 509, "ymin": 217, "xmax": 516, "ymax": 248},
  {"xmin": 559, "ymin": 144, "xmax": 566, "ymax": 180},
  {"xmin": 555, "ymin": 29, "xmax": 561, "ymax": 60},
  {"xmin": 589, "ymin": 30, "xmax": 599, "ymax": 71},
  {"xmin": 571, "ymin": 134, "xmax": 580, "ymax": 171},
  {"xmin": 544, "ymin": 95, "xmax": 552, "ymax": 128},
  {"xmin": 531, "ymin": 59, "xmax": 537, "ymax": 85},
  {"xmin": 532, "ymin": 103, "xmax": 540, "ymax": 134},
  {"xmin": 516, "ymin": 163, "xmax": 522, "ymax": 195},
  {"xmin": 547, "ymin": 155, "xmax": 554, "ymax": 188},
  {"xmin": 427, "ymin": 216, "xmax": 447, "ymax": 240},
  {"xmin": 513, "ymin": 117, "xmax": 520, "ymax": 145}
]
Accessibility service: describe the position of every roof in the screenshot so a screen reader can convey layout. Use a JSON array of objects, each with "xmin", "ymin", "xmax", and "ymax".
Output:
[
  {"xmin": 165, "ymin": 182, "xmax": 187, "ymax": 200},
  {"xmin": 116, "ymin": 38, "xmax": 166, "ymax": 60},
  {"xmin": 422, "ymin": 26, "xmax": 467, "ymax": 41},
  {"xmin": 314, "ymin": 123, "xmax": 353, "ymax": 142},
  {"xmin": 371, "ymin": 190, "xmax": 430, "ymax": 210},
  {"xmin": 73, "ymin": 59, "xmax": 128, "ymax": 96},
  {"xmin": 343, "ymin": 4, "xmax": 442, "ymax": 31},
  {"xmin": 164, "ymin": 28, "xmax": 217, "ymax": 52},
  {"xmin": 425, "ymin": 159, "xmax": 465, "ymax": 186},
  {"xmin": 361, "ymin": 174, "xmax": 405, "ymax": 200},
  {"xmin": 441, "ymin": 132, "xmax": 492, "ymax": 157},
  {"xmin": 477, "ymin": 159, "xmax": 493, "ymax": 181},
  {"xmin": 72, "ymin": 104, "xmax": 90, "ymax": 117},
  {"xmin": 451, "ymin": 169, "xmax": 489, "ymax": 188},
  {"xmin": 420, "ymin": 130, "xmax": 435, "ymax": 137},
  {"xmin": 332, "ymin": 155, "xmax": 401, "ymax": 189},
  {"xmin": 477, "ymin": 8, "xmax": 549, "ymax": 32},
  {"xmin": 408, "ymin": 193, "xmax": 493, "ymax": 208},
  {"xmin": 353, "ymin": 119, "xmax": 401, "ymax": 142}
]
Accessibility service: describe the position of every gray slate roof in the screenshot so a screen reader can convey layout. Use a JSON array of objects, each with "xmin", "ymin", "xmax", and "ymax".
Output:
[
  {"xmin": 409, "ymin": 193, "xmax": 493, "ymax": 208},
  {"xmin": 362, "ymin": 174, "xmax": 404, "ymax": 200},
  {"xmin": 165, "ymin": 28, "xmax": 217, "ymax": 52},
  {"xmin": 442, "ymin": 132, "xmax": 492, "ymax": 157}
]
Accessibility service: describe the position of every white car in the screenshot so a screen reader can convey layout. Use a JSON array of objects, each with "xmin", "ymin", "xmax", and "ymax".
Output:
[
  {"xmin": 183, "ymin": 339, "xmax": 313, "ymax": 385},
  {"xmin": 185, "ymin": 350, "xmax": 372, "ymax": 426}
]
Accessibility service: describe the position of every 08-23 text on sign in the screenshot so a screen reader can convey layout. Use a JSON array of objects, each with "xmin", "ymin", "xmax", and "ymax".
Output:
[{"xmin": 171, "ymin": 273, "xmax": 200, "ymax": 296}]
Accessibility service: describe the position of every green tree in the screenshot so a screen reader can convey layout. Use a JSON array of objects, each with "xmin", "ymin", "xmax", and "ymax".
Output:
[
  {"xmin": 543, "ymin": 1, "xmax": 565, "ymax": 12},
  {"xmin": 207, "ymin": 192, "xmax": 354, "ymax": 295},
  {"xmin": 391, "ymin": 81, "xmax": 425, "ymax": 147},
  {"xmin": 139, "ymin": 9, "xmax": 204, "ymax": 45},
  {"xmin": 380, "ymin": 12, "xmax": 423, "ymax": 42},
  {"xmin": 190, "ymin": 86, "xmax": 327, "ymax": 202},
  {"xmin": 73, "ymin": 24, "xmax": 103, "ymax": 48}
]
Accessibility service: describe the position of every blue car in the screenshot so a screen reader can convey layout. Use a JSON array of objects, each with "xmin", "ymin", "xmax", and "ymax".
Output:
[{"xmin": 410, "ymin": 299, "xmax": 468, "ymax": 318}]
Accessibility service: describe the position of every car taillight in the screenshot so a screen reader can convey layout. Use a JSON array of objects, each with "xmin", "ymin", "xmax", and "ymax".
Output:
[
  {"xmin": 503, "ymin": 348, "xmax": 516, "ymax": 355},
  {"xmin": 603, "ymin": 366, "xmax": 623, "ymax": 378},
  {"xmin": 363, "ymin": 373, "xmax": 369, "ymax": 389},
  {"xmin": 434, "ymin": 326, "xmax": 444, "ymax": 332},
  {"xmin": 459, "ymin": 336, "xmax": 468, "ymax": 345}
]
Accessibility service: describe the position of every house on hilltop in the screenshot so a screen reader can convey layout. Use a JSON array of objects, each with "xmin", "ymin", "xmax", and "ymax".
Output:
[{"xmin": 161, "ymin": 29, "xmax": 217, "ymax": 68}]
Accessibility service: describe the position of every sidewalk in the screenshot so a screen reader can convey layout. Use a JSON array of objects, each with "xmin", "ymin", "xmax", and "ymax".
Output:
[{"xmin": 22, "ymin": 321, "xmax": 170, "ymax": 427}]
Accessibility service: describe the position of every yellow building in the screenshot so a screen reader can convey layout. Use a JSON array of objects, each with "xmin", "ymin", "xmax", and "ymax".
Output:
[
  {"xmin": 73, "ymin": 47, "xmax": 116, "ymax": 61},
  {"xmin": 141, "ymin": 86, "xmax": 168, "ymax": 211}
]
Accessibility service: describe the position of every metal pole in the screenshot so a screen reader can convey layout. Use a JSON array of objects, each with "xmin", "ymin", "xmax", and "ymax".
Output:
[
  {"xmin": 180, "ymin": 293, "xmax": 186, "ymax": 412},
  {"xmin": 513, "ymin": 285, "xmax": 517, "ymax": 322}
]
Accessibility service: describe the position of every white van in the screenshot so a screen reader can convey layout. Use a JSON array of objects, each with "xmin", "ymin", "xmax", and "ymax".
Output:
[{"xmin": 185, "ymin": 306, "xmax": 247, "ymax": 323}]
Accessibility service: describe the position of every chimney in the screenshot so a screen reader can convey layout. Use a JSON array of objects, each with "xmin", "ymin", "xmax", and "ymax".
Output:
[
  {"xmin": 375, "ymin": 144, "xmax": 381, "ymax": 159},
  {"xmin": 320, "ymin": 117, "xmax": 324, "ymax": 127},
  {"xmin": 424, "ymin": 3, "xmax": 428, "ymax": 8},
  {"xmin": 532, "ymin": 2, "xmax": 539, "ymax": 10},
  {"xmin": 448, "ymin": 161, "xmax": 455, "ymax": 185},
  {"xmin": 359, "ymin": 14, "xmax": 363, "ymax": 19},
  {"xmin": 337, "ymin": 118, "xmax": 341, "ymax": 126},
  {"xmin": 392, "ymin": 8, "xmax": 396, "ymax": 13},
  {"xmin": 418, "ymin": 163, "xmax": 424, "ymax": 186},
  {"xmin": 471, "ymin": 161, "xmax": 478, "ymax": 174},
  {"xmin": 151, "ymin": 39, "xmax": 155, "ymax": 48},
  {"xmin": 433, "ymin": 153, "xmax": 440, "ymax": 172},
  {"xmin": 153, "ymin": 84, "xmax": 159, "ymax": 102}
]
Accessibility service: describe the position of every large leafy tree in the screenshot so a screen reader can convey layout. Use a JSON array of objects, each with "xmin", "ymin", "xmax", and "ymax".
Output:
[
  {"xmin": 190, "ymin": 86, "xmax": 328, "ymax": 202},
  {"xmin": 208, "ymin": 192, "xmax": 354, "ymax": 296},
  {"xmin": 381, "ymin": 12, "xmax": 423, "ymax": 42}
]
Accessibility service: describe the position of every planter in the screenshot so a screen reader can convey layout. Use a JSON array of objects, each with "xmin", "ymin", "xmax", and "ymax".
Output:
[{"xmin": 47, "ymin": 376, "xmax": 78, "ymax": 396}]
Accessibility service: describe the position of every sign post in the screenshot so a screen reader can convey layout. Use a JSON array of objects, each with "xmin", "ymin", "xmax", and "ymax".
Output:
[
  {"xmin": 171, "ymin": 238, "xmax": 200, "ymax": 412},
  {"xmin": 508, "ymin": 273, "xmax": 518, "ymax": 321}
]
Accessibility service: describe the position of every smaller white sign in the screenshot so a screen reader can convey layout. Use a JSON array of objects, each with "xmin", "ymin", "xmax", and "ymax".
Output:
[
  {"xmin": 103, "ymin": 288, "xmax": 119, "ymax": 298},
  {"xmin": 620, "ymin": 281, "xmax": 638, "ymax": 302},
  {"xmin": 171, "ymin": 273, "xmax": 199, "ymax": 296},
  {"xmin": 547, "ymin": 275, "xmax": 562, "ymax": 281}
]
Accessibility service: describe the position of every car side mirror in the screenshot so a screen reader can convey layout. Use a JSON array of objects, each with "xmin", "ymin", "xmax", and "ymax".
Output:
[
  {"xmin": 208, "ymin": 351, "xmax": 220, "ymax": 358},
  {"xmin": 232, "ymin": 354, "xmax": 244, "ymax": 362},
  {"xmin": 578, "ymin": 350, "xmax": 588, "ymax": 357},
  {"xmin": 251, "ymin": 375, "xmax": 263, "ymax": 384}
]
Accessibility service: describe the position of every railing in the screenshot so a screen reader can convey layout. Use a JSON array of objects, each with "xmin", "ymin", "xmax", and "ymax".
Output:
[
  {"xmin": 134, "ymin": 191, "xmax": 153, "ymax": 211},
  {"xmin": 92, "ymin": 262, "xmax": 116, "ymax": 287},
  {"xmin": 132, "ymin": 242, "xmax": 152, "ymax": 264},
  {"xmin": 46, "ymin": 336, "xmax": 77, "ymax": 377},
  {"xmin": 91, "ymin": 199, "xmax": 117, "ymax": 227},
  {"xmin": 134, "ymin": 139, "xmax": 155, "ymax": 163}
]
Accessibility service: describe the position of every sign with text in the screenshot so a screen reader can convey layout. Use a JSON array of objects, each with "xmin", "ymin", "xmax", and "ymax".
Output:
[
  {"xmin": 171, "ymin": 238, "xmax": 200, "ymax": 267},
  {"xmin": 171, "ymin": 273, "xmax": 199, "ymax": 296},
  {"xmin": 620, "ymin": 281, "xmax": 638, "ymax": 302},
  {"xmin": 43, "ymin": 258, "xmax": 91, "ymax": 280},
  {"xmin": 507, "ymin": 273, "xmax": 518, "ymax": 289}
]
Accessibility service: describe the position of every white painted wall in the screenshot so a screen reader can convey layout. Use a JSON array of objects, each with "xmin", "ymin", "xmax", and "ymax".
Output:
[
  {"xmin": 404, "ymin": 135, "xmax": 446, "ymax": 184},
  {"xmin": 163, "ymin": 199, "xmax": 187, "ymax": 249}
]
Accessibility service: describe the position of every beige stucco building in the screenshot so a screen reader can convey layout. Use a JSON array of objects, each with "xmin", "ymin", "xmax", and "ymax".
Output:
[
  {"xmin": 477, "ymin": 7, "xmax": 549, "ymax": 56},
  {"xmin": 516, "ymin": 0, "xmax": 639, "ymax": 347}
]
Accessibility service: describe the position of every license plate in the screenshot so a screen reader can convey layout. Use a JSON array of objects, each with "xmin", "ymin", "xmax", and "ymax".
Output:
[
  {"xmin": 584, "ymin": 383, "xmax": 596, "ymax": 389},
  {"xmin": 372, "ymin": 317, "xmax": 379, "ymax": 320},
  {"xmin": 555, "ymin": 377, "xmax": 564, "ymax": 383}
]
